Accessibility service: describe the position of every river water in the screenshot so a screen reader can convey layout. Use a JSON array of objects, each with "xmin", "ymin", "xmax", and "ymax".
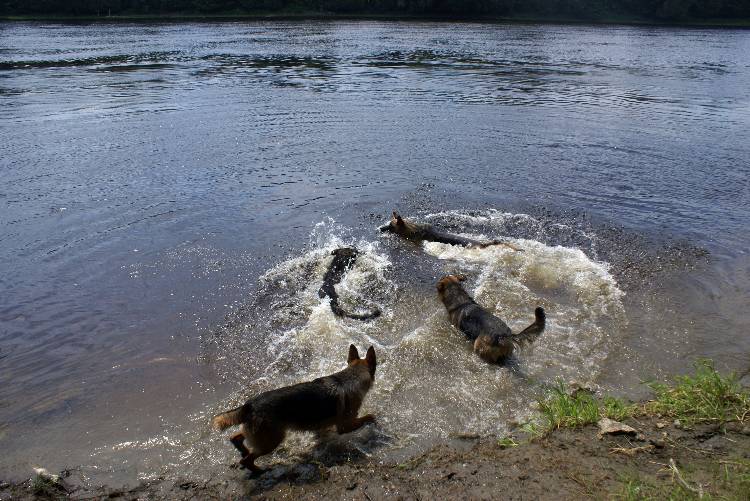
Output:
[{"xmin": 0, "ymin": 21, "xmax": 748, "ymax": 486}]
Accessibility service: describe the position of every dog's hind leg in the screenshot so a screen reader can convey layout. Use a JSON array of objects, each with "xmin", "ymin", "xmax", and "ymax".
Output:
[
  {"xmin": 239, "ymin": 427, "xmax": 285, "ymax": 472},
  {"xmin": 229, "ymin": 432, "xmax": 250, "ymax": 457}
]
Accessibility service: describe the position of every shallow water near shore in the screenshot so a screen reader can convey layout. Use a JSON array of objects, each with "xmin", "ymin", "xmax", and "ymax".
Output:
[{"xmin": 0, "ymin": 20, "xmax": 749, "ymax": 486}]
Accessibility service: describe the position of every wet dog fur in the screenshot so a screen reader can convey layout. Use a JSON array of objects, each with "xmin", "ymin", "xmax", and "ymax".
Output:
[
  {"xmin": 318, "ymin": 247, "xmax": 381, "ymax": 321},
  {"xmin": 212, "ymin": 345, "xmax": 377, "ymax": 472},
  {"xmin": 380, "ymin": 211, "xmax": 521, "ymax": 251},
  {"xmin": 437, "ymin": 274, "xmax": 545, "ymax": 363}
]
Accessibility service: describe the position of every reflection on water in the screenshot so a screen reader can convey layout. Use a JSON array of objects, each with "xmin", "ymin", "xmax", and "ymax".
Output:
[{"xmin": 0, "ymin": 21, "xmax": 748, "ymax": 485}]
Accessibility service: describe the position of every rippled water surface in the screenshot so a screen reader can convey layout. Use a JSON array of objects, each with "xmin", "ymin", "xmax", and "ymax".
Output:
[{"xmin": 1, "ymin": 21, "xmax": 749, "ymax": 485}]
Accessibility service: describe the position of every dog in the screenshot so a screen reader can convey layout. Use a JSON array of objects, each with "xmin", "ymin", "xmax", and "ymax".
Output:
[
  {"xmin": 437, "ymin": 274, "xmax": 545, "ymax": 363},
  {"xmin": 380, "ymin": 211, "xmax": 521, "ymax": 251},
  {"xmin": 212, "ymin": 345, "xmax": 377, "ymax": 471},
  {"xmin": 318, "ymin": 247, "xmax": 381, "ymax": 320}
]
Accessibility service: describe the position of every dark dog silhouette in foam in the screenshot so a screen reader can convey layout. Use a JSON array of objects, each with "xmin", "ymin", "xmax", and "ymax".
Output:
[{"xmin": 318, "ymin": 247, "xmax": 381, "ymax": 321}]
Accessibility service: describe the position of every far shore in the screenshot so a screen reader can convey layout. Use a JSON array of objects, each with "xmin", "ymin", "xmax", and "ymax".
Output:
[{"xmin": 2, "ymin": 11, "xmax": 750, "ymax": 28}]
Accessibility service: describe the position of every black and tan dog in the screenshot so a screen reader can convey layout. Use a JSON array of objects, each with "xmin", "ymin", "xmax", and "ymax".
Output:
[
  {"xmin": 212, "ymin": 344, "xmax": 377, "ymax": 471},
  {"xmin": 380, "ymin": 211, "xmax": 521, "ymax": 251},
  {"xmin": 437, "ymin": 274, "xmax": 545, "ymax": 363},
  {"xmin": 319, "ymin": 247, "xmax": 381, "ymax": 320}
]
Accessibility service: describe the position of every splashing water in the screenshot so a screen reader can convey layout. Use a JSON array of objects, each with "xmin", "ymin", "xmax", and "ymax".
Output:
[{"xmin": 94, "ymin": 211, "xmax": 626, "ymax": 480}]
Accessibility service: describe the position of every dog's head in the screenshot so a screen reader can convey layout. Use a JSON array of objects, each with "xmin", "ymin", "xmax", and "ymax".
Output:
[
  {"xmin": 436, "ymin": 273, "xmax": 467, "ymax": 296},
  {"xmin": 332, "ymin": 247, "xmax": 358, "ymax": 259},
  {"xmin": 347, "ymin": 344, "xmax": 376, "ymax": 379},
  {"xmin": 379, "ymin": 211, "xmax": 407, "ymax": 234}
]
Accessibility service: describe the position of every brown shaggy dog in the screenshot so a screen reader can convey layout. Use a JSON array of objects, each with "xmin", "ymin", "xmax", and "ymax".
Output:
[{"xmin": 437, "ymin": 274, "xmax": 544, "ymax": 363}]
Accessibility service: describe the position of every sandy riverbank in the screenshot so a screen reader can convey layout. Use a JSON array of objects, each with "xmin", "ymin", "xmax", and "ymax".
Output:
[{"xmin": 5, "ymin": 363, "xmax": 749, "ymax": 500}]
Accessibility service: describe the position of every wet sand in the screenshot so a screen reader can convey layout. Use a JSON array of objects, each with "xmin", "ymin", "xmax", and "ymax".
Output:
[{"xmin": 4, "ymin": 411, "xmax": 750, "ymax": 500}]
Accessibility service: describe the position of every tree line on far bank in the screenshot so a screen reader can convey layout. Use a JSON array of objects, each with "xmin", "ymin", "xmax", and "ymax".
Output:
[{"xmin": 2, "ymin": 0, "xmax": 749, "ymax": 21}]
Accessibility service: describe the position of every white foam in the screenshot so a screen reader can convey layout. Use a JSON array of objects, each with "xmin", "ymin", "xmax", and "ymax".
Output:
[{"xmin": 423, "ymin": 233, "xmax": 625, "ymax": 384}]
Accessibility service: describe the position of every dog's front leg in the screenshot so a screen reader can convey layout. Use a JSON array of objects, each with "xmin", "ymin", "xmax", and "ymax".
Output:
[{"xmin": 336, "ymin": 414, "xmax": 375, "ymax": 434}]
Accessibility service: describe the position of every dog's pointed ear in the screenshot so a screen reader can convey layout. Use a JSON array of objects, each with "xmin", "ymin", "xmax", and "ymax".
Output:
[
  {"xmin": 348, "ymin": 344, "xmax": 360, "ymax": 363},
  {"xmin": 392, "ymin": 211, "xmax": 405, "ymax": 226},
  {"xmin": 365, "ymin": 346, "xmax": 376, "ymax": 377}
]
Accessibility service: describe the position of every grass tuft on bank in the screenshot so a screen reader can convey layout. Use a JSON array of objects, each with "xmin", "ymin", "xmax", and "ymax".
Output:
[
  {"xmin": 536, "ymin": 381, "xmax": 638, "ymax": 431},
  {"xmin": 534, "ymin": 360, "xmax": 748, "ymax": 434},
  {"xmin": 646, "ymin": 359, "xmax": 750, "ymax": 426},
  {"xmin": 528, "ymin": 361, "xmax": 750, "ymax": 500},
  {"xmin": 31, "ymin": 474, "xmax": 63, "ymax": 499}
]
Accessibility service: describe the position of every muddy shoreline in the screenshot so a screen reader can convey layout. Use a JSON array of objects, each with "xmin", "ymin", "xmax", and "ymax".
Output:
[{"xmin": 5, "ymin": 396, "xmax": 749, "ymax": 500}]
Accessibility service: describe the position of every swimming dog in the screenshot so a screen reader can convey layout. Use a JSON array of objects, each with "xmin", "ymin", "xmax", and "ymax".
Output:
[
  {"xmin": 380, "ymin": 211, "xmax": 521, "ymax": 251},
  {"xmin": 212, "ymin": 344, "xmax": 377, "ymax": 471},
  {"xmin": 319, "ymin": 247, "xmax": 381, "ymax": 320},
  {"xmin": 437, "ymin": 274, "xmax": 544, "ymax": 363}
]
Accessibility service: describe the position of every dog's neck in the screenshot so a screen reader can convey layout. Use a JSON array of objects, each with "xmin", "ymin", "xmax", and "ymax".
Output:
[
  {"xmin": 447, "ymin": 299, "xmax": 474, "ymax": 314},
  {"xmin": 442, "ymin": 285, "xmax": 476, "ymax": 314}
]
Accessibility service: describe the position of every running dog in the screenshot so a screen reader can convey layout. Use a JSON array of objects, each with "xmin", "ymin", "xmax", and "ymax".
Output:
[
  {"xmin": 380, "ymin": 211, "xmax": 521, "ymax": 251},
  {"xmin": 437, "ymin": 274, "xmax": 545, "ymax": 363},
  {"xmin": 212, "ymin": 345, "xmax": 377, "ymax": 472},
  {"xmin": 319, "ymin": 247, "xmax": 381, "ymax": 320}
]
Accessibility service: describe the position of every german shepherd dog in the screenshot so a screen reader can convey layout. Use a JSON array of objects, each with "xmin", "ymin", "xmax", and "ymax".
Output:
[
  {"xmin": 380, "ymin": 211, "xmax": 521, "ymax": 251},
  {"xmin": 212, "ymin": 345, "xmax": 377, "ymax": 471},
  {"xmin": 319, "ymin": 247, "xmax": 381, "ymax": 321},
  {"xmin": 437, "ymin": 274, "xmax": 545, "ymax": 363}
]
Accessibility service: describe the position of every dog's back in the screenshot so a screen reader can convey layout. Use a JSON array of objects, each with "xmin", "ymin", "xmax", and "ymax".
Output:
[
  {"xmin": 252, "ymin": 367, "xmax": 371, "ymax": 431},
  {"xmin": 250, "ymin": 380, "xmax": 341, "ymax": 430},
  {"xmin": 381, "ymin": 211, "xmax": 520, "ymax": 250}
]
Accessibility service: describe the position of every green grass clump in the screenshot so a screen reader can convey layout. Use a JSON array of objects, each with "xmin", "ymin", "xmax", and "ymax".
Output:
[
  {"xmin": 646, "ymin": 360, "xmax": 750, "ymax": 426},
  {"xmin": 602, "ymin": 395, "xmax": 638, "ymax": 421},
  {"xmin": 519, "ymin": 421, "xmax": 545, "ymax": 439},
  {"xmin": 497, "ymin": 436, "xmax": 518, "ymax": 449},
  {"xmin": 31, "ymin": 474, "xmax": 62, "ymax": 498},
  {"xmin": 538, "ymin": 381, "xmax": 601, "ymax": 429},
  {"xmin": 534, "ymin": 382, "xmax": 637, "ymax": 432},
  {"xmin": 537, "ymin": 360, "xmax": 749, "ymax": 433}
]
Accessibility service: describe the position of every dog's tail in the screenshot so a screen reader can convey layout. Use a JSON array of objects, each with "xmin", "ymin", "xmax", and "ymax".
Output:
[
  {"xmin": 212, "ymin": 403, "xmax": 251, "ymax": 431},
  {"xmin": 478, "ymin": 240, "xmax": 523, "ymax": 252},
  {"xmin": 512, "ymin": 307, "xmax": 545, "ymax": 348},
  {"xmin": 330, "ymin": 298, "xmax": 381, "ymax": 321}
]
